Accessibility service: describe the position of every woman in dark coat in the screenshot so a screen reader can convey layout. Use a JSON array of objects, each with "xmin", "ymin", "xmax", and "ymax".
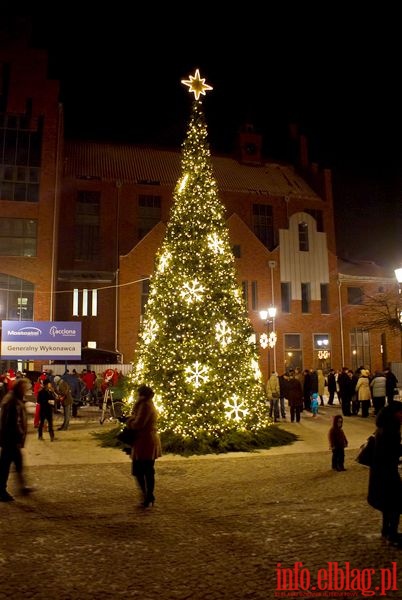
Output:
[
  {"xmin": 368, "ymin": 402, "xmax": 402, "ymax": 547},
  {"xmin": 127, "ymin": 385, "xmax": 162, "ymax": 508}
]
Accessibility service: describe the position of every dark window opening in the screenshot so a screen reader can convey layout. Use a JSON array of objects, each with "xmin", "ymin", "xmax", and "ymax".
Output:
[
  {"xmin": 298, "ymin": 222, "xmax": 309, "ymax": 251},
  {"xmin": 347, "ymin": 286, "xmax": 363, "ymax": 305},
  {"xmin": 251, "ymin": 281, "xmax": 258, "ymax": 310},
  {"xmin": 281, "ymin": 282, "xmax": 291, "ymax": 313},
  {"xmin": 301, "ymin": 282, "xmax": 311, "ymax": 313},
  {"xmin": 252, "ymin": 204, "xmax": 274, "ymax": 249},
  {"xmin": 75, "ymin": 191, "xmax": 100, "ymax": 261},
  {"xmin": 0, "ymin": 218, "xmax": 37, "ymax": 256},
  {"xmin": 232, "ymin": 244, "xmax": 241, "ymax": 258},
  {"xmin": 320, "ymin": 283, "xmax": 329, "ymax": 314},
  {"xmin": 0, "ymin": 273, "xmax": 34, "ymax": 321},
  {"xmin": 138, "ymin": 194, "xmax": 161, "ymax": 240}
]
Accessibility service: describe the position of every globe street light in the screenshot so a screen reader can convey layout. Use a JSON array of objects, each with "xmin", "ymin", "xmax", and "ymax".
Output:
[{"xmin": 259, "ymin": 307, "xmax": 277, "ymax": 376}]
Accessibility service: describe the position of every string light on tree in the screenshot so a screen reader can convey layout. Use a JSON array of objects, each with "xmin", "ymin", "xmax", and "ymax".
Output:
[{"xmin": 127, "ymin": 70, "xmax": 270, "ymax": 438}]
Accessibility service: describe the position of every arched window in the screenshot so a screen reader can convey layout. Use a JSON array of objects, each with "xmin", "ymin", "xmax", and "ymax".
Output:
[{"xmin": 0, "ymin": 274, "xmax": 34, "ymax": 321}]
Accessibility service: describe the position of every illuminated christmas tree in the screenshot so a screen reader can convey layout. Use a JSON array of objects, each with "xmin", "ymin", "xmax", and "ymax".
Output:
[{"xmin": 127, "ymin": 70, "xmax": 270, "ymax": 440}]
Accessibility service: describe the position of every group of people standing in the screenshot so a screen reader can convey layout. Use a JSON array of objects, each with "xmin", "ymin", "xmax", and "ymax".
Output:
[
  {"xmin": 337, "ymin": 366, "xmax": 398, "ymax": 417},
  {"xmin": 266, "ymin": 365, "xmax": 399, "ymax": 423},
  {"xmin": 266, "ymin": 368, "xmax": 328, "ymax": 423}
]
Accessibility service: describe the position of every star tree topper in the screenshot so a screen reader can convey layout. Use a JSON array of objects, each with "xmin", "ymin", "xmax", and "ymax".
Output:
[{"xmin": 181, "ymin": 69, "xmax": 213, "ymax": 100}]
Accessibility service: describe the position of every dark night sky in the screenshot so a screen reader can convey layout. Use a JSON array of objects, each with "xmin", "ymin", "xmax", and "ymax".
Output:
[{"xmin": 12, "ymin": 7, "xmax": 401, "ymax": 267}]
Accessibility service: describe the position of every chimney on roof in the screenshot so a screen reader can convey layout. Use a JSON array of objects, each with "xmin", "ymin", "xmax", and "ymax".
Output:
[{"xmin": 237, "ymin": 123, "xmax": 263, "ymax": 165}]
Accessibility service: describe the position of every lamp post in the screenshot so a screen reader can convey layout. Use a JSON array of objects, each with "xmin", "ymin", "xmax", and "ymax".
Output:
[
  {"xmin": 259, "ymin": 306, "xmax": 277, "ymax": 377},
  {"xmin": 395, "ymin": 268, "xmax": 402, "ymax": 360}
]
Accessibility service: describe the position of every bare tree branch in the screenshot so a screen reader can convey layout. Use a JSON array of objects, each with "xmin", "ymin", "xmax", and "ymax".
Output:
[{"xmin": 359, "ymin": 291, "xmax": 402, "ymax": 333}]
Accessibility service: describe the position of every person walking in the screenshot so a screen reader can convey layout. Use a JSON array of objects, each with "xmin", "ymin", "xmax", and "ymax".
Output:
[
  {"xmin": 328, "ymin": 415, "xmax": 348, "ymax": 471},
  {"xmin": 37, "ymin": 379, "xmax": 55, "ymax": 441},
  {"xmin": 126, "ymin": 385, "xmax": 162, "ymax": 508},
  {"xmin": 368, "ymin": 402, "xmax": 402, "ymax": 547},
  {"xmin": 0, "ymin": 378, "xmax": 31, "ymax": 501}
]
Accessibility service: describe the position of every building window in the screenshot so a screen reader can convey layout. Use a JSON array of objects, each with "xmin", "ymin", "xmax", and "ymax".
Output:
[
  {"xmin": 252, "ymin": 204, "xmax": 273, "ymax": 250},
  {"xmin": 0, "ymin": 218, "xmax": 37, "ymax": 256},
  {"xmin": 298, "ymin": 222, "xmax": 309, "ymax": 251},
  {"xmin": 281, "ymin": 282, "xmax": 291, "ymax": 313},
  {"xmin": 301, "ymin": 283, "xmax": 311, "ymax": 313},
  {"xmin": 241, "ymin": 281, "xmax": 248, "ymax": 308},
  {"xmin": 75, "ymin": 191, "xmax": 100, "ymax": 261},
  {"xmin": 141, "ymin": 278, "xmax": 150, "ymax": 315},
  {"xmin": 0, "ymin": 62, "xmax": 10, "ymax": 113},
  {"xmin": 251, "ymin": 281, "xmax": 258, "ymax": 310},
  {"xmin": 305, "ymin": 208, "xmax": 324, "ymax": 232},
  {"xmin": 320, "ymin": 283, "xmax": 329, "ymax": 314},
  {"xmin": 232, "ymin": 244, "xmax": 241, "ymax": 258},
  {"xmin": 0, "ymin": 274, "xmax": 34, "ymax": 321},
  {"xmin": 347, "ymin": 286, "xmax": 363, "ymax": 305},
  {"xmin": 138, "ymin": 194, "xmax": 161, "ymax": 239},
  {"xmin": 284, "ymin": 333, "xmax": 302, "ymax": 371},
  {"xmin": 313, "ymin": 334, "xmax": 331, "ymax": 370},
  {"xmin": 350, "ymin": 328, "xmax": 370, "ymax": 371},
  {"xmin": 0, "ymin": 114, "xmax": 42, "ymax": 202}
]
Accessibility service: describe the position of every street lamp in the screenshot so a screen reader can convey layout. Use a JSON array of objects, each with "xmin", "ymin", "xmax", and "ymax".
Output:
[
  {"xmin": 259, "ymin": 306, "xmax": 277, "ymax": 375},
  {"xmin": 395, "ymin": 268, "xmax": 402, "ymax": 286}
]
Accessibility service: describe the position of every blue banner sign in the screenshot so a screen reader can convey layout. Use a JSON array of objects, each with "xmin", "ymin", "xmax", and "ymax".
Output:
[{"xmin": 1, "ymin": 321, "xmax": 82, "ymax": 360}]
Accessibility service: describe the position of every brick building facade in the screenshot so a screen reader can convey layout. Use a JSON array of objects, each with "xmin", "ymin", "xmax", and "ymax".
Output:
[
  {"xmin": 0, "ymin": 28, "xmax": 62, "ymax": 371},
  {"xmin": 1, "ymin": 31, "xmax": 400, "ymax": 376}
]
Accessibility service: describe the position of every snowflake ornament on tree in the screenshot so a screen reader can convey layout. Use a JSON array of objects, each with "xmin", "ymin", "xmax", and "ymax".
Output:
[
  {"xmin": 224, "ymin": 395, "xmax": 249, "ymax": 422},
  {"xmin": 215, "ymin": 320, "xmax": 232, "ymax": 347},
  {"xmin": 180, "ymin": 279, "xmax": 205, "ymax": 303},
  {"xmin": 185, "ymin": 361, "xmax": 209, "ymax": 388}
]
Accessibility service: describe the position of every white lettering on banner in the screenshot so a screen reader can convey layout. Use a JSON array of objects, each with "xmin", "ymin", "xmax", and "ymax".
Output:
[
  {"xmin": 1, "ymin": 341, "xmax": 81, "ymax": 358},
  {"xmin": 7, "ymin": 328, "xmax": 42, "ymax": 336},
  {"xmin": 49, "ymin": 326, "xmax": 77, "ymax": 337}
]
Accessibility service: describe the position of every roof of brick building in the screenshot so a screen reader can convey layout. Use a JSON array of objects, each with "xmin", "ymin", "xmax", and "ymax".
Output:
[
  {"xmin": 64, "ymin": 140, "xmax": 319, "ymax": 198},
  {"xmin": 338, "ymin": 258, "xmax": 394, "ymax": 280}
]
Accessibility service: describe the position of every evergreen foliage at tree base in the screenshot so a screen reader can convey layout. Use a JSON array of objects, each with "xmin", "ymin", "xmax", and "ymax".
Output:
[{"xmin": 93, "ymin": 426, "xmax": 298, "ymax": 456}]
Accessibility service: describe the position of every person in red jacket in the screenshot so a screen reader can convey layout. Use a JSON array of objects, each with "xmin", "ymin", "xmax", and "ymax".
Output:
[{"xmin": 5, "ymin": 369, "xmax": 16, "ymax": 391}]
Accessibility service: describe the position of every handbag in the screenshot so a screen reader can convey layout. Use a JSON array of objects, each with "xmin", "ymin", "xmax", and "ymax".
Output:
[
  {"xmin": 356, "ymin": 434, "xmax": 375, "ymax": 467},
  {"xmin": 271, "ymin": 392, "xmax": 280, "ymax": 399},
  {"xmin": 117, "ymin": 426, "xmax": 138, "ymax": 446}
]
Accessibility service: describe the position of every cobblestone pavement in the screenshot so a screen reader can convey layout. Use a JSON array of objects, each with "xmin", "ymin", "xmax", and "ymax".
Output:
[{"xmin": 0, "ymin": 405, "xmax": 400, "ymax": 600}]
